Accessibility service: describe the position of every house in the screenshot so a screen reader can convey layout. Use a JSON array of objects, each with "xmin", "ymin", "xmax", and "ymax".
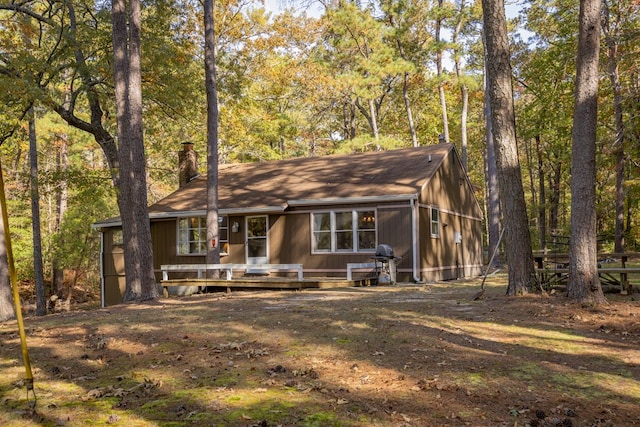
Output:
[{"xmin": 94, "ymin": 142, "xmax": 484, "ymax": 306}]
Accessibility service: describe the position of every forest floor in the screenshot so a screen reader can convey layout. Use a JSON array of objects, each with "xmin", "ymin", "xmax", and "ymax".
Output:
[{"xmin": 1, "ymin": 273, "xmax": 639, "ymax": 427}]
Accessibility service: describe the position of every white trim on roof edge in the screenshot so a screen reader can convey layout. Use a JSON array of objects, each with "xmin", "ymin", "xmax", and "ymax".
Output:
[
  {"xmin": 93, "ymin": 194, "xmax": 418, "ymax": 230},
  {"xmin": 164, "ymin": 206, "xmax": 289, "ymax": 217},
  {"xmin": 93, "ymin": 197, "xmax": 418, "ymax": 229},
  {"xmin": 92, "ymin": 205, "xmax": 289, "ymax": 229},
  {"xmin": 287, "ymin": 194, "xmax": 418, "ymax": 207}
]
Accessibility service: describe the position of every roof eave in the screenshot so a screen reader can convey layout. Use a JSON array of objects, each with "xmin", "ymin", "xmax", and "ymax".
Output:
[
  {"xmin": 93, "ymin": 205, "xmax": 289, "ymax": 229},
  {"xmin": 287, "ymin": 194, "xmax": 418, "ymax": 207}
]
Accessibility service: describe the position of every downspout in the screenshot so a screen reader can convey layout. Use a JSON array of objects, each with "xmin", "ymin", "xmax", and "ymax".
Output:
[
  {"xmin": 99, "ymin": 230, "xmax": 105, "ymax": 308},
  {"xmin": 411, "ymin": 197, "xmax": 422, "ymax": 283}
]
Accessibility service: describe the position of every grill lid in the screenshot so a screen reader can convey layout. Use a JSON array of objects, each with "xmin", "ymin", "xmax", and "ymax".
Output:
[{"xmin": 375, "ymin": 244, "xmax": 394, "ymax": 258}]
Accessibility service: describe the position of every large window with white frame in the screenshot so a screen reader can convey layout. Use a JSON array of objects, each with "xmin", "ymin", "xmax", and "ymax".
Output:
[
  {"xmin": 177, "ymin": 216, "xmax": 229, "ymax": 255},
  {"xmin": 430, "ymin": 207, "xmax": 440, "ymax": 238},
  {"xmin": 312, "ymin": 210, "xmax": 376, "ymax": 253}
]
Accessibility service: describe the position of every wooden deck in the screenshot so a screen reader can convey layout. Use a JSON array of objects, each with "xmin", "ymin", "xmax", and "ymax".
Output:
[{"xmin": 160, "ymin": 277, "xmax": 378, "ymax": 297}]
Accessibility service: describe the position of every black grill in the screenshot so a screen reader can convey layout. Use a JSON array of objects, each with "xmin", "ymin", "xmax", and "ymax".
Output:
[
  {"xmin": 374, "ymin": 244, "xmax": 395, "ymax": 259},
  {"xmin": 371, "ymin": 244, "xmax": 399, "ymax": 285}
]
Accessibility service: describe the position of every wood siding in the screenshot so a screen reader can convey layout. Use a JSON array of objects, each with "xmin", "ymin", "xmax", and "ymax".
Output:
[
  {"xmin": 271, "ymin": 203, "xmax": 413, "ymax": 278},
  {"xmin": 114, "ymin": 203, "xmax": 415, "ymax": 284},
  {"xmin": 418, "ymin": 147, "xmax": 483, "ymax": 281},
  {"xmin": 101, "ymin": 228, "xmax": 126, "ymax": 306},
  {"xmin": 377, "ymin": 207, "xmax": 413, "ymax": 278}
]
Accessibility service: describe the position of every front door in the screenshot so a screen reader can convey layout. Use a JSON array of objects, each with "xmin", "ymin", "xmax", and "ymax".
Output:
[{"xmin": 246, "ymin": 216, "xmax": 268, "ymax": 268}]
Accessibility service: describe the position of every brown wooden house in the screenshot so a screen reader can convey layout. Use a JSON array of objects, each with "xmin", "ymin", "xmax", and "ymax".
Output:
[{"xmin": 95, "ymin": 143, "xmax": 484, "ymax": 306}]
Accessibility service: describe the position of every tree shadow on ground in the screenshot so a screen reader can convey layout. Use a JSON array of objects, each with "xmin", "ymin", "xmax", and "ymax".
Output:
[{"xmin": 1, "ymin": 280, "xmax": 639, "ymax": 426}]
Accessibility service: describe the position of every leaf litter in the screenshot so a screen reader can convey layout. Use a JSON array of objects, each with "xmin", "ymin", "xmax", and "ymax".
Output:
[{"xmin": 0, "ymin": 275, "xmax": 639, "ymax": 426}]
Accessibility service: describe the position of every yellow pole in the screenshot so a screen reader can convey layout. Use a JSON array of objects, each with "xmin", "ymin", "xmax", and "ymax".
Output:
[{"xmin": 0, "ymin": 158, "xmax": 35, "ymax": 405}]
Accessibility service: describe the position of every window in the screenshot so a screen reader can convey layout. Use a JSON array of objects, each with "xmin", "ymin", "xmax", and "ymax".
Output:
[
  {"xmin": 430, "ymin": 208, "xmax": 440, "ymax": 238},
  {"xmin": 312, "ymin": 210, "xmax": 376, "ymax": 253},
  {"xmin": 335, "ymin": 211, "xmax": 353, "ymax": 250},
  {"xmin": 357, "ymin": 211, "xmax": 376, "ymax": 249},
  {"xmin": 112, "ymin": 229, "xmax": 123, "ymax": 246},
  {"xmin": 313, "ymin": 213, "xmax": 332, "ymax": 251},
  {"xmin": 177, "ymin": 216, "xmax": 229, "ymax": 255},
  {"xmin": 219, "ymin": 217, "xmax": 229, "ymax": 254}
]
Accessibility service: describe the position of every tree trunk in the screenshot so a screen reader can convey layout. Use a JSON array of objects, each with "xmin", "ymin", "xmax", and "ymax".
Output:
[
  {"xmin": 12, "ymin": 146, "xmax": 23, "ymax": 181},
  {"xmin": 28, "ymin": 108, "xmax": 47, "ymax": 316},
  {"xmin": 112, "ymin": 0, "xmax": 158, "ymax": 302},
  {"xmin": 129, "ymin": 0, "xmax": 157, "ymax": 301},
  {"xmin": 484, "ymin": 62, "xmax": 502, "ymax": 268},
  {"xmin": 402, "ymin": 71, "xmax": 418, "ymax": 147},
  {"xmin": 53, "ymin": 73, "xmax": 72, "ymax": 298},
  {"xmin": 482, "ymin": 0, "xmax": 536, "ymax": 294},
  {"xmin": 602, "ymin": 1, "xmax": 625, "ymax": 253},
  {"xmin": 342, "ymin": 100, "xmax": 357, "ymax": 140},
  {"xmin": 204, "ymin": 0, "xmax": 221, "ymax": 272},
  {"xmin": 435, "ymin": 0, "xmax": 450, "ymax": 143},
  {"xmin": 614, "ymin": 137, "xmax": 625, "ymax": 251},
  {"xmin": 342, "ymin": 102, "xmax": 349, "ymax": 140},
  {"xmin": 567, "ymin": 0, "xmax": 606, "ymax": 305},
  {"xmin": 52, "ymin": 132, "xmax": 68, "ymax": 296},
  {"xmin": 524, "ymin": 136, "xmax": 537, "ymax": 226},
  {"xmin": 535, "ymin": 135, "xmax": 547, "ymax": 251},
  {"xmin": 129, "ymin": 0, "xmax": 160, "ymax": 301},
  {"xmin": 112, "ymin": 0, "xmax": 134, "ymax": 297},
  {"xmin": 0, "ymin": 207, "xmax": 15, "ymax": 321},
  {"xmin": 393, "ymin": 35, "xmax": 418, "ymax": 148},
  {"xmin": 460, "ymin": 84, "xmax": 469, "ymax": 167},
  {"xmin": 548, "ymin": 157, "xmax": 562, "ymax": 233},
  {"xmin": 368, "ymin": 99, "xmax": 379, "ymax": 145},
  {"xmin": 453, "ymin": 0, "xmax": 468, "ymax": 168}
]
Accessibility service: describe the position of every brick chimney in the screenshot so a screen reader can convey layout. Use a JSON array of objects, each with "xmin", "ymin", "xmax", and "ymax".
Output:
[{"xmin": 178, "ymin": 142, "xmax": 199, "ymax": 187}]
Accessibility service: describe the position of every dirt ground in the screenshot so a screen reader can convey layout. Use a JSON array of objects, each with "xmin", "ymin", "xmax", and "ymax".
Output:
[{"xmin": 1, "ymin": 274, "xmax": 639, "ymax": 426}]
